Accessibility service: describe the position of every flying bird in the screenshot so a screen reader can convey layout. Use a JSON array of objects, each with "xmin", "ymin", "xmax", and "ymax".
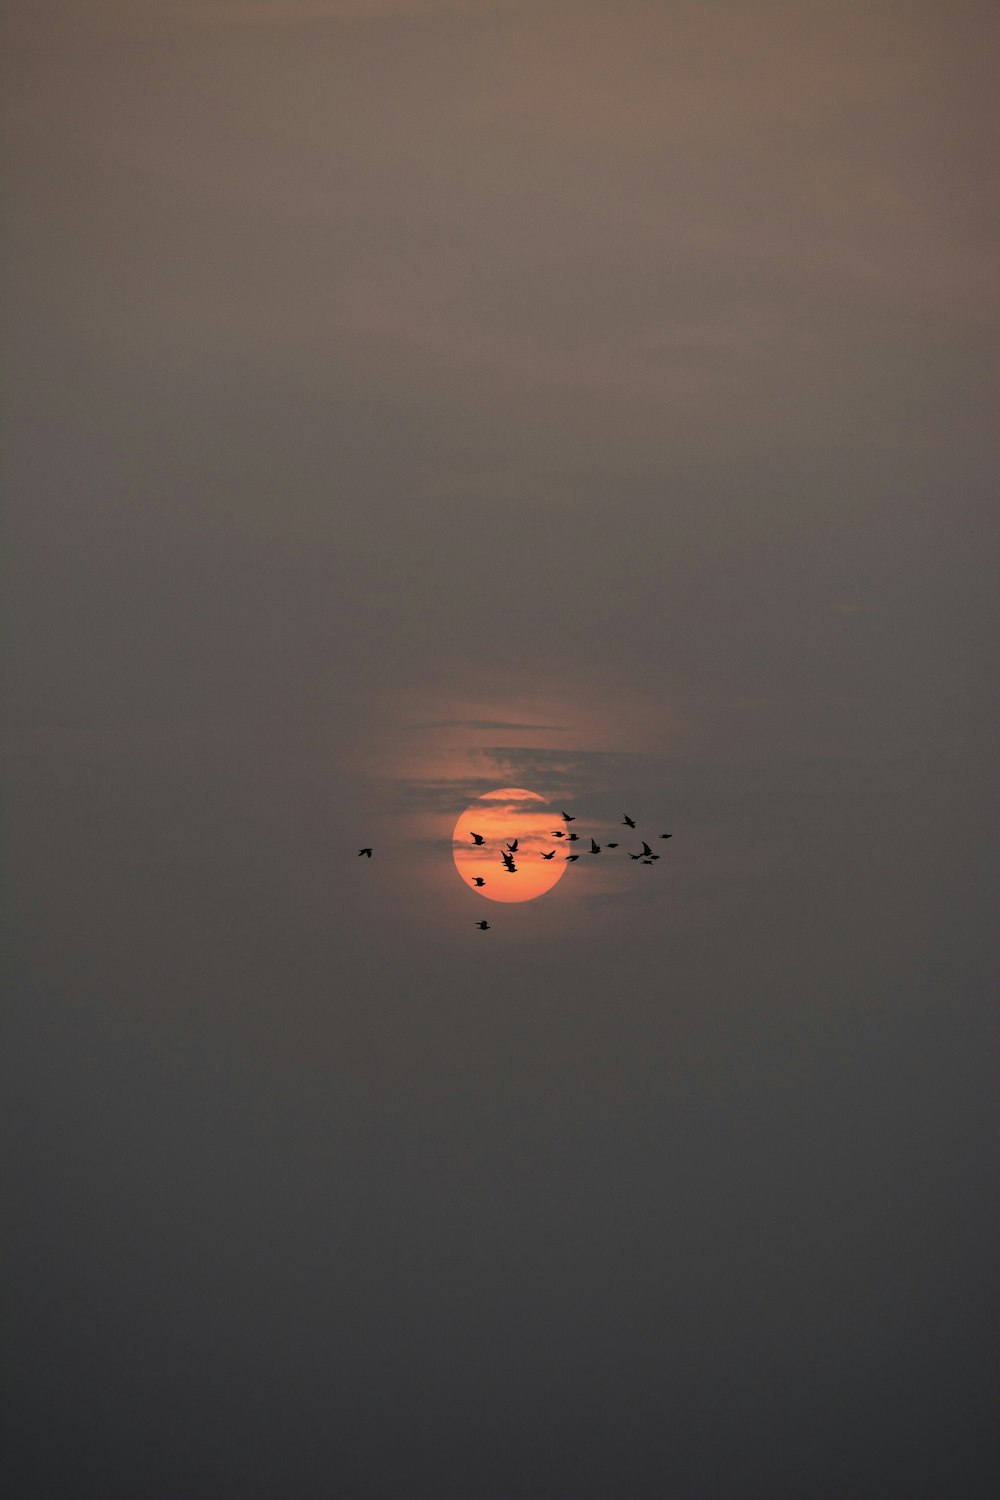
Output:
[
  {"xmin": 540, "ymin": 851, "xmax": 556, "ymax": 860},
  {"xmin": 551, "ymin": 830, "xmax": 566, "ymax": 837},
  {"xmin": 357, "ymin": 847, "xmax": 372, "ymax": 857},
  {"xmin": 641, "ymin": 841, "xmax": 653, "ymax": 856},
  {"xmin": 567, "ymin": 832, "xmax": 579, "ymax": 842},
  {"xmin": 622, "ymin": 815, "xmax": 636, "ymax": 828},
  {"xmin": 642, "ymin": 859, "xmax": 654, "ymax": 865},
  {"xmin": 471, "ymin": 877, "xmax": 486, "ymax": 886},
  {"xmin": 606, "ymin": 842, "xmax": 619, "ymax": 848},
  {"xmin": 470, "ymin": 832, "xmax": 485, "ymax": 845},
  {"xmin": 561, "ymin": 811, "xmax": 575, "ymax": 822},
  {"xmin": 628, "ymin": 853, "xmax": 643, "ymax": 860},
  {"xmin": 475, "ymin": 920, "xmax": 491, "ymax": 929},
  {"xmin": 506, "ymin": 839, "xmax": 518, "ymax": 852},
  {"xmin": 660, "ymin": 833, "xmax": 672, "ymax": 839},
  {"xmin": 565, "ymin": 853, "xmax": 579, "ymax": 861},
  {"xmin": 589, "ymin": 839, "xmax": 601, "ymax": 853},
  {"xmin": 501, "ymin": 852, "xmax": 517, "ymax": 872}
]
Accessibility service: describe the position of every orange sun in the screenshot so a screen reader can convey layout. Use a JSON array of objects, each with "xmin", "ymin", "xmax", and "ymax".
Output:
[{"xmin": 452, "ymin": 788, "xmax": 568, "ymax": 903}]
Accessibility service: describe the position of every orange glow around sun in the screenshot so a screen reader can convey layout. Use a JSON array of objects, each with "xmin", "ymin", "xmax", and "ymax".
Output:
[{"xmin": 452, "ymin": 788, "xmax": 568, "ymax": 903}]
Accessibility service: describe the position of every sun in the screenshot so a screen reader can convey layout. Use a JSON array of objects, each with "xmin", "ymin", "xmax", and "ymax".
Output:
[{"xmin": 452, "ymin": 788, "xmax": 568, "ymax": 903}]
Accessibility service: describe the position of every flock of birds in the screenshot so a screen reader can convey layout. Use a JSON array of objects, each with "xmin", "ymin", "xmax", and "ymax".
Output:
[{"xmin": 357, "ymin": 811, "xmax": 672, "ymax": 930}]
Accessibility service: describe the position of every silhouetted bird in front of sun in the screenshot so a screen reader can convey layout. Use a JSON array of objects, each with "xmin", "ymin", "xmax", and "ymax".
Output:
[
  {"xmin": 540, "ymin": 851, "xmax": 556, "ymax": 860},
  {"xmin": 501, "ymin": 852, "xmax": 517, "ymax": 873},
  {"xmin": 470, "ymin": 832, "xmax": 485, "ymax": 845},
  {"xmin": 472, "ymin": 877, "xmax": 485, "ymax": 887},
  {"xmin": 551, "ymin": 830, "xmax": 566, "ymax": 837},
  {"xmin": 561, "ymin": 811, "xmax": 575, "ymax": 822},
  {"xmin": 565, "ymin": 853, "xmax": 579, "ymax": 861},
  {"xmin": 567, "ymin": 832, "xmax": 579, "ymax": 842},
  {"xmin": 506, "ymin": 839, "xmax": 518, "ymax": 852},
  {"xmin": 358, "ymin": 847, "xmax": 372, "ymax": 857},
  {"xmin": 475, "ymin": 920, "xmax": 491, "ymax": 929},
  {"xmin": 622, "ymin": 815, "xmax": 636, "ymax": 828}
]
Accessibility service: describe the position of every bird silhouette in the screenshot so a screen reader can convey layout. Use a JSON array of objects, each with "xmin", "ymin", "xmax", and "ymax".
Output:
[
  {"xmin": 540, "ymin": 851, "xmax": 556, "ymax": 860},
  {"xmin": 506, "ymin": 839, "xmax": 518, "ymax": 852},
  {"xmin": 357, "ymin": 847, "xmax": 372, "ymax": 857},
  {"xmin": 551, "ymin": 830, "xmax": 566, "ymax": 837},
  {"xmin": 561, "ymin": 811, "xmax": 575, "ymax": 822},
  {"xmin": 642, "ymin": 859, "xmax": 654, "ymax": 865},
  {"xmin": 641, "ymin": 841, "xmax": 653, "ymax": 856},
  {"xmin": 472, "ymin": 877, "xmax": 486, "ymax": 886},
  {"xmin": 589, "ymin": 839, "xmax": 601, "ymax": 853},
  {"xmin": 470, "ymin": 832, "xmax": 485, "ymax": 845},
  {"xmin": 567, "ymin": 832, "xmax": 579, "ymax": 842},
  {"xmin": 660, "ymin": 833, "xmax": 672, "ymax": 839},
  {"xmin": 622, "ymin": 815, "xmax": 636, "ymax": 828},
  {"xmin": 628, "ymin": 852, "xmax": 643, "ymax": 860},
  {"xmin": 501, "ymin": 852, "xmax": 517, "ymax": 873},
  {"xmin": 475, "ymin": 920, "xmax": 491, "ymax": 929},
  {"xmin": 606, "ymin": 842, "xmax": 619, "ymax": 848},
  {"xmin": 565, "ymin": 853, "xmax": 579, "ymax": 861}
]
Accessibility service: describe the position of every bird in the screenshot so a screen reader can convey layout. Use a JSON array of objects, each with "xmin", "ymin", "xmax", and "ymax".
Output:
[
  {"xmin": 501, "ymin": 852, "xmax": 517, "ymax": 873},
  {"xmin": 506, "ymin": 839, "xmax": 518, "ymax": 852},
  {"xmin": 561, "ymin": 811, "xmax": 575, "ymax": 822},
  {"xmin": 622, "ymin": 815, "xmax": 636, "ymax": 828},
  {"xmin": 357, "ymin": 847, "xmax": 372, "ymax": 857},
  {"xmin": 540, "ymin": 851, "xmax": 556, "ymax": 860},
  {"xmin": 475, "ymin": 920, "xmax": 491, "ymax": 929},
  {"xmin": 641, "ymin": 841, "xmax": 653, "ymax": 856},
  {"xmin": 606, "ymin": 842, "xmax": 619, "ymax": 849},
  {"xmin": 660, "ymin": 833, "xmax": 672, "ymax": 839},
  {"xmin": 628, "ymin": 853, "xmax": 643, "ymax": 860},
  {"xmin": 589, "ymin": 839, "xmax": 601, "ymax": 853},
  {"xmin": 642, "ymin": 859, "xmax": 654, "ymax": 865},
  {"xmin": 567, "ymin": 832, "xmax": 579, "ymax": 842},
  {"xmin": 470, "ymin": 832, "xmax": 485, "ymax": 845},
  {"xmin": 551, "ymin": 830, "xmax": 566, "ymax": 837},
  {"xmin": 565, "ymin": 853, "xmax": 579, "ymax": 861},
  {"xmin": 472, "ymin": 876, "xmax": 486, "ymax": 886}
]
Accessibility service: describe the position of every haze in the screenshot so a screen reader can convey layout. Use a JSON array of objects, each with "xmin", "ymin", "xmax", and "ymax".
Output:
[{"xmin": 4, "ymin": 2, "xmax": 998, "ymax": 1495}]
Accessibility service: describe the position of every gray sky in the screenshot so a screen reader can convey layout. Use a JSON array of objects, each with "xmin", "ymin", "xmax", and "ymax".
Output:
[{"xmin": 5, "ymin": 2, "xmax": 998, "ymax": 1495}]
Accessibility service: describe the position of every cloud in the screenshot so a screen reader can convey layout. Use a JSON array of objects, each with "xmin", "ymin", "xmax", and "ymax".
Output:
[
  {"xmin": 378, "ymin": 744, "xmax": 663, "ymax": 816},
  {"xmin": 185, "ymin": 0, "xmax": 522, "ymax": 25},
  {"xmin": 469, "ymin": 744, "xmax": 655, "ymax": 792},
  {"xmin": 409, "ymin": 718, "xmax": 570, "ymax": 732}
]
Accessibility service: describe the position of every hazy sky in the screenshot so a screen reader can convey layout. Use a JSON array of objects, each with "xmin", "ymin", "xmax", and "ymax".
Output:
[{"xmin": 5, "ymin": 2, "xmax": 998, "ymax": 1495}]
